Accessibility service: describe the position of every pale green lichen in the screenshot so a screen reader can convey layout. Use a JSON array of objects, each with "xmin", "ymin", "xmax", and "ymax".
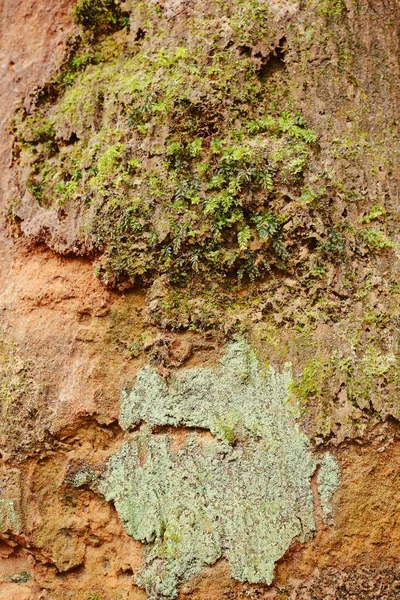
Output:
[
  {"xmin": 73, "ymin": 342, "xmax": 339, "ymax": 599},
  {"xmin": 0, "ymin": 499, "xmax": 22, "ymax": 534},
  {"xmin": 68, "ymin": 466, "xmax": 96, "ymax": 488},
  {"xmin": 317, "ymin": 453, "xmax": 340, "ymax": 520},
  {"xmin": 0, "ymin": 467, "xmax": 22, "ymax": 534},
  {"xmin": 3, "ymin": 571, "xmax": 31, "ymax": 584},
  {"xmin": 119, "ymin": 340, "xmax": 298, "ymax": 440}
]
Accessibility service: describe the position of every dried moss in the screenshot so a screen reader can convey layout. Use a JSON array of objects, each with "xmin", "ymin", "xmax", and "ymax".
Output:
[{"xmin": 0, "ymin": 499, "xmax": 22, "ymax": 534}]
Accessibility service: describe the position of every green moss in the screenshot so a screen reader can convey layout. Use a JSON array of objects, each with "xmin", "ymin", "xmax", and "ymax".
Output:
[
  {"xmin": 347, "ymin": 346, "xmax": 398, "ymax": 410},
  {"xmin": 318, "ymin": 0, "xmax": 346, "ymax": 18},
  {"xmin": 361, "ymin": 204, "xmax": 386, "ymax": 224},
  {"xmin": 359, "ymin": 228, "xmax": 394, "ymax": 252},
  {"xmin": 11, "ymin": 0, "xmax": 395, "ymax": 332},
  {"xmin": 290, "ymin": 339, "xmax": 400, "ymax": 424},
  {"xmin": 12, "ymin": 0, "xmax": 324, "ymax": 291},
  {"xmin": 289, "ymin": 357, "xmax": 331, "ymax": 406}
]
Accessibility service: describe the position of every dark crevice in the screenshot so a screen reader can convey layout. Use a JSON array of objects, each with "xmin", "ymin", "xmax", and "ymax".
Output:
[
  {"xmin": 257, "ymin": 37, "xmax": 288, "ymax": 82},
  {"xmin": 55, "ymin": 563, "xmax": 85, "ymax": 577},
  {"xmin": 151, "ymin": 424, "xmax": 215, "ymax": 438},
  {"xmin": 119, "ymin": 566, "xmax": 134, "ymax": 576},
  {"xmin": 135, "ymin": 27, "xmax": 146, "ymax": 41},
  {"xmin": 306, "ymin": 236, "xmax": 319, "ymax": 251},
  {"xmin": 93, "ymin": 92, "xmax": 105, "ymax": 132},
  {"xmin": 276, "ymin": 36, "xmax": 287, "ymax": 58},
  {"xmin": 66, "ymin": 132, "xmax": 80, "ymax": 145},
  {"xmin": 238, "ymin": 44, "xmax": 252, "ymax": 56},
  {"xmin": 170, "ymin": 99, "xmax": 222, "ymax": 138}
]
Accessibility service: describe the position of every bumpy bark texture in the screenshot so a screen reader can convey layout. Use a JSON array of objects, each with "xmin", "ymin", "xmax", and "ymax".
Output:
[{"xmin": 0, "ymin": 1, "xmax": 399, "ymax": 599}]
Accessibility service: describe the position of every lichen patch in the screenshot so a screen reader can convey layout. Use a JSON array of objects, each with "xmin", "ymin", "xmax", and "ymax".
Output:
[{"xmin": 72, "ymin": 341, "xmax": 339, "ymax": 598}]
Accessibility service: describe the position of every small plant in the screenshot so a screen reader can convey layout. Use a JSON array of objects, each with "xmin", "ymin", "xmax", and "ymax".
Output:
[
  {"xmin": 27, "ymin": 179, "xmax": 44, "ymax": 201},
  {"xmin": 320, "ymin": 229, "xmax": 346, "ymax": 259},
  {"xmin": 251, "ymin": 212, "xmax": 280, "ymax": 240},
  {"xmin": 359, "ymin": 229, "xmax": 393, "ymax": 252},
  {"xmin": 214, "ymin": 411, "xmax": 241, "ymax": 444},
  {"xmin": 238, "ymin": 226, "xmax": 251, "ymax": 250},
  {"xmin": 246, "ymin": 115, "xmax": 276, "ymax": 134},
  {"xmin": 361, "ymin": 204, "xmax": 386, "ymax": 223},
  {"xmin": 310, "ymin": 263, "xmax": 326, "ymax": 279},
  {"xmin": 277, "ymin": 112, "xmax": 317, "ymax": 143},
  {"xmin": 320, "ymin": 0, "xmax": 346, "ymax": 17},
  {"xmin": 300, "ymin": 187, "xmax": 318, "ymax": 204},
  {"xmin": 55, "ymin": 179, "xmax": 78, "ymax": 204}
]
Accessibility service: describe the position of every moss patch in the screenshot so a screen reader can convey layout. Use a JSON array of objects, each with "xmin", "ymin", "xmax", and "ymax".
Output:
[{"xmin": 12, "ymin": 0, "xmax": 390, "ymax": 293}]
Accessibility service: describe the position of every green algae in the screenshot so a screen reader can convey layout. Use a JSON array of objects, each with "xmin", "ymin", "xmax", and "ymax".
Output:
[{"xmin": 72, "ymin": 342, "xmax": 339, "ymax": 599}]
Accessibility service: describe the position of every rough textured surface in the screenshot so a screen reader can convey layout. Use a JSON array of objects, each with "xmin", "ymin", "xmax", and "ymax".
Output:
[
  {"xmin": 72, "ymin": 342, "xmax": 338, "ymax": 598},
  {"xmin": 0, "ymin": 0, "xmax": 399, "ymax": 599},
  {"xmin": 317, "ymin": 454, "xmax": 340, "ymax": 521},
  {"xmin": 120, "ymin": 341, "xmax": 295, "ymax": 436}
]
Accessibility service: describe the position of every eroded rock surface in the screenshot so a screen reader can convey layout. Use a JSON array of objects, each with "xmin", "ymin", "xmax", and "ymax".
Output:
[{"xmin": 0, "ymin": 0, "xmax": 399, "ymax": 599}]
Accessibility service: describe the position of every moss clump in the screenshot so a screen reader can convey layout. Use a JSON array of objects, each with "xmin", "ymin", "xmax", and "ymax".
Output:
[
  {"xmin": 3, "ymin": 571, "xmax": 31, "ymax": 584},
  {"xmin": 289, "ymin": 357, "xmax": 332, "ymax": 407},
  {"xmin": 11, "ymin": 0, "xmax": 396, "ymax": 329},
  {"xmin": 318, "ymin": 0, "xmax": 346, "ymax": 18},
  {"xmin": 11, "ymin": 0, "xmax": 327, "ymax": 291},
  {"xmin": 290, "ymin": 340, "xmax": 400, "ymax": 434},
  {"xmin": 346, "ymin": 346, "xmax": 399, "ymax": 413},
  {"xmin": 358, "ymin": 228, "xmax": 394, "ymax": 252}
]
